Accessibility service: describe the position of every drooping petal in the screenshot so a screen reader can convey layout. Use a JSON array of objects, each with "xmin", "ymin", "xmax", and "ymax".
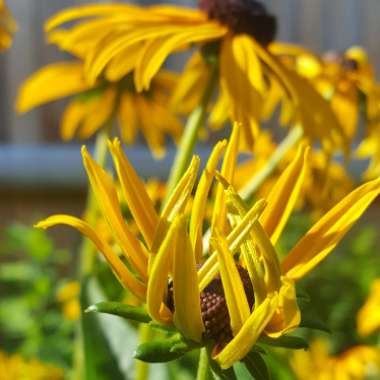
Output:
[
  {"xmin": 214, "ymin": 296, "xmax": 278, "ymax": 369},
  {"xmin": 260, "ymin": 144, "xmax": 310, "ymax": 244},
  {"xmin": 282, "ymin": 177, "xmax": 380, "ymax": 280},
  {"xmin": 108, "ymin": 138, "xmax": 159, "ymax": 249},
  {"xmin": 82, "ymin": 147, "xmax": 148, "ymax": 280},
  {"xmin": 16, "ymin": 62, "xmax": 92, "ymax": 113},
  {"xmin": 210, "ymin": 231, "xmax": 251, "ymax": 335},
  {"xmin": 211, "ymin": 123, "xmax": 240, "ymax": 234},
  {"xmin": 190, "ymin": 140, "xmax": 226, "ymax": 261},
  {"xmin": 35, "ymin": 215, "xmax": 146, "ymax": 299},
  {"xmin": 172, "ymin": 216, "xmax": 204, "ymax": 342}
]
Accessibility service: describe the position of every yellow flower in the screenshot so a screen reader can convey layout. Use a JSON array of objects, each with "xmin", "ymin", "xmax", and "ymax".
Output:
[
  {"xmin": 16, "ymin": 61, "xmax": 181, "ymax": 157},
  {"xmin": 291, "ymin": 339, "xmax": 380, "ymax": 380},
  {"xmin": 0, "ymin": 0, "xmax": 16, "ymax": 51},
  {"xmin": 36, "ymin": 125, "xmax": 380, "ymax": 369},
  {"xmin": 43, "ymin": 1, "xmax": 345, "ymax": 151},
  {"xmin": 357, "ymin": 278, "xmax": 380, "ymax": 338},
  {"xmin": 57, "ymin": 281, "xmax": 81, "ymax": 321},
  {"xmin": 0, "ymin": 351, "xmax": 64, "ymax": 380}
]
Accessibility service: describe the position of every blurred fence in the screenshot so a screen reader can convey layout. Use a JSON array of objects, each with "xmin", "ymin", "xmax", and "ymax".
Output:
[{"xmin": 0, "ymin": 0, "xmax": 379, "ymax": 144}]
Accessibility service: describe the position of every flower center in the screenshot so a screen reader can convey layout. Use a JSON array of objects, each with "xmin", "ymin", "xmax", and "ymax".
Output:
[
  {"xmin": 198, "ymin": 0, "xmax": 277, "ymax": 45},
  {"xmin": 166, "ymin": 265, "xmax": 254, "ymax": 344}
]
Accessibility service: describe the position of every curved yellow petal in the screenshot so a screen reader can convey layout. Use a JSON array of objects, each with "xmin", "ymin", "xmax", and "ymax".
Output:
[
  {"xmin": 108, "ymin": 138, "xmax": 159, "ymax": 249},
  {"xmin": 172, "ymin": 216, "xmax": 204, "ymax": 342},
  {"xmin": 16, "ymin": 62, "xmax": 91, "ymax": 113},
  {"xmin": 211, "ymin": 231, "xmax": 251, "ymax": 335},
  {"xmin": 282, "ymin": 177, "xmax": 380, "ymax": 280},
  {"xmin": 60, "ymin": 99, "xmax": 89, "ymax": 141},
  {"xmin": 161, "ymin": 155, "xmax": 200, "ymax": 221},
  {"xmin": 260, "ymin": 144, "xmax": 310, "ymax": 244},
  {"xmin": 147, "ymin": 218, "xmax": 179, "ymax": 324},
  {"xmin": 190, "ymin": 140, "xmax": 226, "ymax": 261},
  {"xmin": 214, "ymin": 296, "xmax": 278, "ymax": 369},
  {"xmin": 35, "ymin": 215, "xmax": 146, "ymax": 299},
  {"xmin": 211, "ymin": 123, "xmax": 240, "ymax": 234},
  {"xmin": 82, "ymin": 146, "xmax": 148, "ymax": 280}
]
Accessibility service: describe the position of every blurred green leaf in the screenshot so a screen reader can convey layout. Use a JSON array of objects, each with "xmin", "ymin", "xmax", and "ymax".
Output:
[
  {"xmin": 242, "ymin": 351, "xmax": 271, "ymax": 380},
  {"xmin": 259, "ymin": 335, "xmax": 309, "ymax": 350}
]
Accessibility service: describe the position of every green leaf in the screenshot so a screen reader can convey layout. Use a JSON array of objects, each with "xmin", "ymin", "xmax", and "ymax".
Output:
[
  {"xmin": 133, "ymin": 334, "xmax": 200, "ymax": 363},
  {"xmin": 298, "ymin": 298, "xmax": 331, "ymax": 333},
  {"xmin": 242, "ymin": 351, "xmax": 271, "ymax": 380},
  {"xmin": 86, "ymin": 301, "xmax": 152, "ymax": 323},
  {"xmin": 259, "ymin": 335, "xmax": 309, "ymax": 350},
  {"xmin": 81, "ymin": 276, "xmax": 136, "ymax": 380},
  {"xmin": 209, "ymin": 355, "xmax": 237, "ymax": 380}
]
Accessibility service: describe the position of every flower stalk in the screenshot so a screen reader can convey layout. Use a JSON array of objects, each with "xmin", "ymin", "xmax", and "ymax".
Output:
[
  {"xmin": 164, "ymin": 61, "xmax": 218, "ymax": 202},
  {"xmin": 196, "ymin": 348, "xmax": 212, "ymax": 380}
]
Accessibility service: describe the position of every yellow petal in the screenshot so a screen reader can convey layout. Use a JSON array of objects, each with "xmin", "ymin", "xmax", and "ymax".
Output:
[
  {"xmin": 265, "ymin": 277, "xmax": 301, "ymax": 337},
  {"xmin": 82, "ymin": 146, "xmax": 148, "ymax": 280},
  {"xmin": 146, "ymin": 218, "xmax": 179, "ymax": 324},
  {"xmin": 161, "ymin": 155, "xmax": 200, "ymax": 221},
  {"xmin": 16, "ymin": 62, "xmax": 91, "ymax": 113},
  {"xmin": 190, "ymin": 140, "xmax": 226, "ymax": 261},
  {"xmin": 214, "ymin": 296, "xmax": 278, "ymax": 369},
  {"xmin": 35, "ymin": 215, "xmax": 146, "ymax": 299},
  {"xmin": 260, "ymin": 144, "xmax": 309, "ymax": 244},
  {"xmin": 60, "ymin": 99, "xmax": 89, "ymax": 141},
  {"xmin": 211, "ymin": 123, "xmax": 240, "ymax": 234},
  {"xmin": 198, "ymin": 199, "xmax": 267, "ymax": 291},
  {"xmin": 210, "ymin": 230, "xmax": 251, "ymax": 335},
  {"xmin": 108, "ymin": 138, "xmax": 159, "ymax": 249},
  {"xmin": 172, "ymin": 216, "xmax": 204, "ymax": 342},
  {"xmin": 282, "ymin": 177, "xmax": 380, "ymax": 280}
]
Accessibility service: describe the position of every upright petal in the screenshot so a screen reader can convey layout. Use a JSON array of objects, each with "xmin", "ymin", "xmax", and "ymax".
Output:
[
  {"xmin": 210, "ymin": 231, "xmax": 251, "ymax": 335},
  {"xmin": 108, "ymin": 138, "xmax": 159, "ymax": 249},
  {"xmin": 214, "ymin": 296, "xmax": 278, "ymax": 369},
  {"xmin": 260, "ymin": 144, "xmax": 309, "ymax": 244},
  {"xmin": 35, "ymin": 215, "xmax": 146, "ymax": 299},
  {"xmin": 282, "ymin": 177, "xmax": 380, "ymax": 280},
  {"xmin": 190, "ymin": 140, "xmax": 226, "ymax": 261},
  {"xmin": 172, "ymin": 216, "xmax": 204, "ymax": 342}
]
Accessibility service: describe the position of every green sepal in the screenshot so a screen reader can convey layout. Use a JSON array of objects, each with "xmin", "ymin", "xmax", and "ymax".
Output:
[
  {"xmin": 85, "ymin": 301, "xmax": 152, "ymax": 324},
  {"xmin": 133, "ymin": 334, "xmax": 200, "ymax": 363},
  {"xmin": 209, "ymin": 360, "xmax": 238, "ymax": 380},
  {"xmin": 259, "ymin": 334, "xmax": 309, "ymax": 350},
  {"xmin": 242, "ymin": 351, "xmax": 271, "ymax": 380}
]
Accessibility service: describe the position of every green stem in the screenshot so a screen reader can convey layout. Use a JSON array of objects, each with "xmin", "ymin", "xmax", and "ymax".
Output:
[
  {"xmin": 240, "ymin": 125, "xmax": 304, "ymax": 200},
  {"xmin": 164, "ymin": 62, "xmax": 218, "ymax": 202},
  {"xmin": 135, "ymin": 324, "xmax": 154, "ymax": 380},
  {"xmin": 196, "ymin": 348, "xmax": 212, "ymax": 380}
]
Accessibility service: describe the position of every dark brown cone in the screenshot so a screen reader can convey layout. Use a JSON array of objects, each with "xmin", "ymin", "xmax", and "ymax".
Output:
[
  {"xmin": 166, "ymin": 264, "xmax": 254, "ymax": 345},
  {"xmin": 198, "ymin": 0, "xmax": 277, "ymax": 45}
]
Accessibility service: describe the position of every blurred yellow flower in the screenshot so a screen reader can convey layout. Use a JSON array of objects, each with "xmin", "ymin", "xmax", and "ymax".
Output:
[
  {"xmin": 0, "ymin": 0, "xmax": 16, "ymax": 50},
  {"xmin": 357, "ymin": 278, "xmax": 380, "ymax": 338},
  {"xmin": 36, "ymin": 125, "xmax": 380, "ymax": 369},
  {"xmin": 17, "ymin": 62, "xmax": 181, "ymax": 157},
  {"xmin": 291, "ymin": 339, "xmax": 380, "ymax": 380},
  {"xmin": 57, "ymin": 281, "xmax": 81, "ymax": 321},
  {"xmin": 0, "ymin": 351, "xmax": 64, "ymax": 380},
  {"xmin": 43, "ymin": 1, "xmax": 345, "ymax": 151}
]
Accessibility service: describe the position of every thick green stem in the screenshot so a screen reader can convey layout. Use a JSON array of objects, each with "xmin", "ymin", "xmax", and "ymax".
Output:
[
  {"xmin": 164, "ymin": 63, "xmax": 218, "ymax": 202},
  {"xmin": 135, "ymin": 324, "xmax": 154, "ymax": 380},
  {"xmin": 240, "ymin": 125, "xmax": 304, "ymax": 200},
  {"xmin": 196, "ymin": 348, "xmax": 212, "ymax": 380}
]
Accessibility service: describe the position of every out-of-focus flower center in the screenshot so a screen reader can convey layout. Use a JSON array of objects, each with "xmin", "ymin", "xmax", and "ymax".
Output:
[
  {"xmin": 198, "ymin": 0, "xmax": 277, "ymax": 45},
  {"xmin": 167, "ymin": 265, "xmax": 254, "ymax": 344}
]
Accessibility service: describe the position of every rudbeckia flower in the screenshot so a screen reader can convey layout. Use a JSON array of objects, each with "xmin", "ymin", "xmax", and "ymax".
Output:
[
  {"xmin": 36, "ymin": 125, "xmax": 380, "ymax": 370},
  {"xmin": 291, "ymin": 339, "xmax": 380, "ymax": 380},
  {"xmin": 0, "ymin": 0, "xmax": 16, "ymax": 50},
  {"xmin": 357, "ymin": 278, "xmax": 380, "ymax": 338},
  {"xmin": 44, "ymin": 0, "xmax": 345, "ymax": 151},
  {"xmin": 16, "ymin": 62, "xmax": 181, "ymax": 157},
  {"xmin": 0, "ymin": 351, "xmax": 64, "ymax": 380}
]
